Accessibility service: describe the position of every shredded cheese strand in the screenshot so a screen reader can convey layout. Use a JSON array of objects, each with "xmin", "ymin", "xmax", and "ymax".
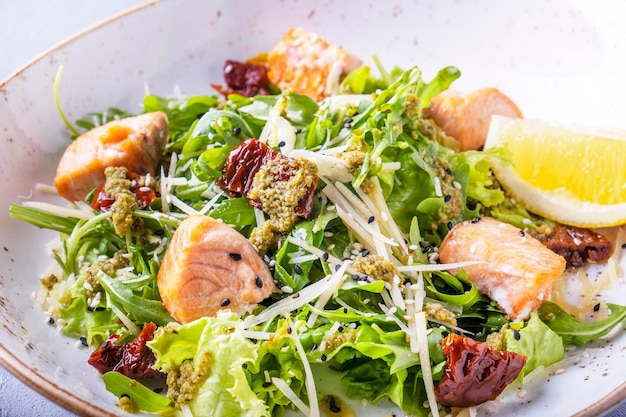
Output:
[{"xmin": 413, "ymin": 311, "xmax": 439, "ymax": 417}]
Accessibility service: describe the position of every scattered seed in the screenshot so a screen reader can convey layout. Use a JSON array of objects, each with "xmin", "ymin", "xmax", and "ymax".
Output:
[
  {"xmin": 229, "ymin": 253, "xmax": 243, "ymax": 261},
  {"xmin": 255, "ymin": 276, "xmax": 264, "ymax": 288},
  {"xmin": 220, "ymin": 298, "xmax": 231, "ymax": 306}
]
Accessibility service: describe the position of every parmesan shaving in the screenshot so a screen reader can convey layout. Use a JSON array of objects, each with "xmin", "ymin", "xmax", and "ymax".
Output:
[
  {"xmin": 272, "ymin": 377, "xmax": 310, "ymax": 416},
  {"xmin": 413, "ymin": 311, "xmax": 439, "ymax": 417},
  {"xmin": 306, "ymin": 261, "xmax": 349, "ymax": 327},
  {"xmin": 397, "ymin": 260, "xmax": 485, "ymax": 272},
  {"xmin": 22, "ymin": 201, "xmax": 95, "ymax": 220}
]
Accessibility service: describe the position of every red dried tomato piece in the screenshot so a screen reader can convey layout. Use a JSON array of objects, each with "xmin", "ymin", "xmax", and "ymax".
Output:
[
  {"xmin": 91, "ymin": 171, "xmax": 157, "ymax": 211},
  {"xmin": 87, "ymin": 322, "xmax": 164, "ymax": 379},
  {"xmin": 214, "ymin": 60, "xmax": 271, "ymax": 98},
  {"xmin": 216, "ymin": 138, "xmax": 280, "ymax": 197},
  {"xmin": 216, "ymin": 138, "xmax": 317, "ymax": 219},
  {"xmin": 434, "ymin": 334, "xmax": 527, "ymax": 408}
]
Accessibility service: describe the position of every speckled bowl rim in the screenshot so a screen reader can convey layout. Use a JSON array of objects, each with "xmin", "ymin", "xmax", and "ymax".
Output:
[{"xmin": 0, "ymin": 3, "xmax": 159, "ymax": 415}]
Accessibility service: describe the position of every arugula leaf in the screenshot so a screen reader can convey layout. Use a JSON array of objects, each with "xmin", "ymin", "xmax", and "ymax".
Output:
[
  {"xmin": 102, "ymin": 372, "xmax": 173, "ymax": 413},
  {"xmin": 538, "ymin": 301, "xmax": 626, "ymax": 346},
  {"xmin": 98, "ymin": 272, "xmax": 173, "ymax": 326}
]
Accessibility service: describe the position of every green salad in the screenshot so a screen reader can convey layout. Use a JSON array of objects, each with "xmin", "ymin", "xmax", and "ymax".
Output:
[{"xmin": 10, "ymin": 56, "xmax": 626, "ymax": 417}]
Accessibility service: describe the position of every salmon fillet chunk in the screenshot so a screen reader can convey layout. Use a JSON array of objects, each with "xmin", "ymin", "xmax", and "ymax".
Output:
[
  {"xmin": 267, "ymin": 27, "xmax": 362, "ymax": 102},
  {"xmin": 54, "ymin": 111, "xmax": 169, "ymax": 202},
  {"xmin": 438, "ymin": 217, "xmax": 566, "ymax": 319},
  {"xmin": 425, "ymin": 88, "xmax": 523, "ymax": 151},
  {"xmin": 157, "ymin": 215, "xmax": 276, "ymax": 324}
]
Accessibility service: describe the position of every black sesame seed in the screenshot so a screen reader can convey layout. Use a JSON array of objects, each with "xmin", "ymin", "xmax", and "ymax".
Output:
[
  {"xmin": 368, "ymin": 215, "xmax": 375, "ymax": 224},
  {"xmin": 419, "ymin": 241, "xmax": 429, "ymax": 249},
  {"xmin": 275, "ymin": 281, "xmax": 284, "ymax": 289},
  {"xmin": 513, "ymin": 330, "xmax": 521, "ymax": 340},
  {"xmin": 48, "ymin": 317, "xmax": 55, "ymax": 325},
  {"xmin": 444, "ymin": 194, "xmax": 452, "ymax": 202},
  {"xmin": 87, "ymin": 306, "xmax": 95, "ymax": 312},
  {"xmin": 255, "ymin": 276, "xmax": 264, "ymax": 288},
  {"xmin": 153, "ymin": 387, "xmax": 164, "ymax": 393},
  {"xmin": 295, "ymin": 128, "xmax": 303, "ymax": 134},
  {"xmin": 229, "ymin": 253, "xmax": 243, "ymax": 261},
  {"xmin": 95, "ymin": 306, "xmax": 106, "ymax": 311},
  {"xmin": 445, "ymin": 167, "xmax": 453, "ymax": 176},
  {"xmin": 294, "ymin": 264, "xmax": 303, "ymax": 274},
  {"xmin": 293, "ymin": 293, "xmax": 301, "ymax": 299},
  {"xmin": 337, "ymin": 326, "xmax": 344, "ymax": 333},
  {"xmin": 351, "ymin": 274, "xmax": 360, "ymax": 280},
  {"xmin": 278, "ymin": 140, "xmax": 286, "ymax": 147},
  {"xmin": 470, "ymin": 217, "xmax": 481, "ymax": 223},
  {"xmin": 519, "ymin": 230, "xmax": 525, "ymax": 237},
  {"xmin": 221, "ymin": 298, "xmax": 231, "ymax": 306},
  {"xmin": 329, "ymin": 396, "xmax": 341, "ymax": 413},
  {"xmin": 262, "ymin": 381, "xmax": 272, "ymax": 388},
  {"xmin": 322, "ymin": 252, "xmax": 329, "ymax": 262},
  {"xmin": 154, "ymin": 229, "xmax": 165, "ymax": 236},
  {"xmin": 233, "ymin": 127, "xmax": 241, "ymax": 136},
  {"xmin": 361, "ymin": 249, "xmax": 369, "ymax": 257},
  {"xmin": 345, "ymin": 117, "xmax": 353, "ymax": 124},
  {"xmin": 335, "ymin": 264, "xmax": 341, "ymax": 271},
  {"xmin": 447, "ymin": 221, "xmax": 454, "ymax": 230},
  {"xmin": 320, "ymin": 354, "xmax": 327, "ymax": 362},
  {"xmin": 421, "ymin": 245, "xmax": 431, "ymax": 254},
  {"xmin": 287, "ymin": 327, "xmax": 292, "ymax": 334},
  {"xmin": 593, "ymin": 303, "xmax": 601, "ymax": 312},
  {"xmin": 80, "ymin": 336, "xmax": 88, "ymax": 347}
]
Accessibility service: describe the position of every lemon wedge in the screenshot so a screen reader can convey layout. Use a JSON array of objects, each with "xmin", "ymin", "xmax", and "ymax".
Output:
[{"xmin": 484, "ymin": 115, "xmax": 626, "ymax": 227}]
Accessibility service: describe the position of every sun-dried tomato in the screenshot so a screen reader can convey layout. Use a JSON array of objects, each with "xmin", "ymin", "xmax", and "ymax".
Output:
[
  {"xmin": 216, "ymin": 138, "xmax": 280, "ymax": 197},
  {"xmin": 91, "ymin": 171, "xmax": 157, "ymax": 211},
  {"xmin": 216, "ymin": 138, "xmax": 317, "ymax": 219},
  {"xmin": 87, "ymin": 322, "xmax": 164, "ymax": 379},
  {"xmin": 434, "ymin": 334, "xmax": 527, "ymax": 408},
  {"xmin": 215, "ymin": 60, "xmax": 271, "ymax": 98}
]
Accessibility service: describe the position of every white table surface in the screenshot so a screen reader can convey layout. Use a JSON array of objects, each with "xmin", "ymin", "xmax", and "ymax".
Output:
[{"xmin": 1, "ymin": 1, "xmax": 625, "ymax": 416}]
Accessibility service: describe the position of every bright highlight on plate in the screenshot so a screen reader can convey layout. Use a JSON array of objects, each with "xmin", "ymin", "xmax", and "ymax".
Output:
[{"xmin": 485, "ymin": 115, "xmax": 626, "ymax": 228}]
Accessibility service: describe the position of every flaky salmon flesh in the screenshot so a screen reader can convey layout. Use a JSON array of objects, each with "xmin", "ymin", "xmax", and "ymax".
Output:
[
  {"xmin": 438, "ymin": 217, "xmax": 566, "ymax": 319},
  {"xmin": 157, "ymin": 215, "xmax": 276, "ymax": 324},
  {"xmin": 54, "ymin": 111, "xmax": 168, "ymax": 202},
  {"xmin": 425, "ymin": 88, "xmax": 523, "ymax": 151},
  {"xmin": 267, "ymin": 27, "xmax": 362, "ymax": 102}
]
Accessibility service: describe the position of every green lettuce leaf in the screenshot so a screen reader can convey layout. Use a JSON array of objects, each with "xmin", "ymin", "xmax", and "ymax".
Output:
[
  {"xmin": 149, "ymin": 311, "xmax": 269, "ymax": 417},
  {"xmin": 506, "ymin": 313, "xmax": 564, "ymax": 381}
]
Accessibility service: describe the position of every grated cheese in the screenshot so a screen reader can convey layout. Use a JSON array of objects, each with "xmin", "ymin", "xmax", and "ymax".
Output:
[
  {"xmin": 413, "ymin": 311, "xmax": 440, "ymax": 417},
  {"xmin": 272, "ymin": 377, "xmax": 310, "ymax": 416}
]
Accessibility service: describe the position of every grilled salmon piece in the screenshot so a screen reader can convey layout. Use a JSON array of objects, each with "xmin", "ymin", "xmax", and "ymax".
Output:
[
  {"xmin": 425, "ymin": 88, "xmax": 523, "ymax": 151},
  {"xmin": 157, "ymin": 215, "xmax": 276, "ymax": 324},
  {"xmin": 438, "ymin": 217, "xmax": 566, "ymax": 319},
  {"xmin": 54, "ymin": 111, "xmax": 168, "ymax": 202},
  {"xmin": 267, "ymin": 27, "xmax": 362, "ymax": 102}
]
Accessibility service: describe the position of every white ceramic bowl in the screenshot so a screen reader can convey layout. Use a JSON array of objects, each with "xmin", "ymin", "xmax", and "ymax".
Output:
[{"xmin": 2, "ymin": 0, "xmax": 626, "ymax": 416}]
